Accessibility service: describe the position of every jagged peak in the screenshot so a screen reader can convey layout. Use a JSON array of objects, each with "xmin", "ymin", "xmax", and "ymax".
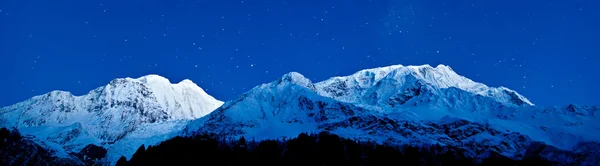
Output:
[
  {"xmin": 48, "ymin": 90, "xmax": 73, "ymax": 96},
  {"xmin": 22, "ymin": 74, "xmax": 219, "ymax": 108},
  {"xmin": 108, "ymin": 74, "xmax": 204, "ymax": 89},
  {"xmin": 281, "ymin": 72, "xmax": 310, "ymax": 82},
  {"xmin": 135, "ymin": 75, "xmax": 203, "ymax": 88},
  {"xmin": 26, "ymin": 90, "xmax": 75, "ymax": 102},
  {"xmin": 435, "ymin": 64, "xmax": 454, "ymax": 71},
  {"xmin": 319, "ymin": 64, "xmax": 464, "ymax": 87},
  {"xmin": 275, "ymin": 72, "xmax": 315, "ymax": 88},
  {"xmin": 324, "ymin": 64, "xmax": 456, "ymax": 83},
  {"xmin": 316, "ymin": 64, "xmax": 534, "ymax": 106}
]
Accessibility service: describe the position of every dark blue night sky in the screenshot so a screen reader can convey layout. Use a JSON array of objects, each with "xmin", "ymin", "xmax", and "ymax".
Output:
[{"xmin": 1, "ymin": 0, "xmax": 598, "ymax": 107}]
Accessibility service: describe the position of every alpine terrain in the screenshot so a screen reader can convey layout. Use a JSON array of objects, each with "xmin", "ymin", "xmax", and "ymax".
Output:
[
  {"xmin": 0, "ymin": 75, "xmax": 223, "ymax": 165},
  {"xmin": 2, "ymin": 64, "xmax": 599, "ymax": 165},
  {"xmin": 183, "ymin": 64, "xmax": 600, "ymax": 165}
]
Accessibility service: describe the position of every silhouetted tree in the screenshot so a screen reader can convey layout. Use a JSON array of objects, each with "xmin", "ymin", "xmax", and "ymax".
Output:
[
  {"xmin": 256, "ymin": 140, "xmax": 280, "ymax": 165},
  {"xmin": 0, "ymin": 128, "xmax": 76, "ymax": 165},
  {"xmin": 120, "ymin": 131, "xmax": 556, "ymax": 166},
  {"xmin": 128, "ymin": 144, "xmax": 146, "ymax": 165},
  {"xmin": 116, "ymin": 156, "xmax": 128, "ymax": 166},
  {"xmin": 0, "ymin": 128, "xmax": 9, "ymax": 148}
]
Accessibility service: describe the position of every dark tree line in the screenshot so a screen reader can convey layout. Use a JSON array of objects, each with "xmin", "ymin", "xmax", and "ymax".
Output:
[
  {"xmin": 70, "ymin": 144, "xmax": 108, "ymax": 165},
  {"xmin": 0, "ymin": 127, "xmax": 79, "ymax": 165},
  {"xmin": 1, "ymin": 127, "xmax": 109, "ymax": 166},
  {"xmin": 117, "ymin": 131, "xmax": 555, "ymax": 166}
]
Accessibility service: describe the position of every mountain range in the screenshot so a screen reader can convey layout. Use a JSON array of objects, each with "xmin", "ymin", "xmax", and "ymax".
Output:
[{"xmin": 1, "ymin": 64, "xmax": 599, "ymax": 165}]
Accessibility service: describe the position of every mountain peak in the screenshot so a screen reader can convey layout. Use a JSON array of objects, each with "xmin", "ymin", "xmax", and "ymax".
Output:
[
  {"xmin": 137, "ymin": 74, "xmax": 168, "ymax": 80},
  {"xmin": 0, "ymin": 74, "xmax": 225, "ymax": 163},
  {"xmin": 134, "ymin": 75, "xmax": 203, "ymax": 88},
  {"xmin": 281, "ymin": 72, "xmax": 309, "ymax": 82},
  {"xmin": 133, "ymin": 74, "xmax": 172, "ymax": 85},
  {"xmin": 111, "ymin": 74, "xmax": 207, "ymax": 92},
  {"xmin": 316, "ymin": 64, "xmax": 534, "ymax": 107},
  {"xmin": 276, "ymin": 72, "xmax": 315, "ymax": 89},
  {"xmin": 178, "ymin": 79, "xmax": 195, "ymax": 85}
]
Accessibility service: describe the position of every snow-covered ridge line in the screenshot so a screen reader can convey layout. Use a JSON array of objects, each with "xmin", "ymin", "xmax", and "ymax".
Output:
[
  {"xmin": 315, "ymin": 64, "xmax": 534, "ymax": 107},
  {"xmin": 183, "ymin": 64, "xmax": 599, "ymax": 165},
  {"xmin": 3, "ymin": 64, "xmax": 597, "ymax": 165},
  {"xmin": 0, "ymin": 74, "xmax": 224, "ymax": 165},
  {"xmin": 6, "ymin": 74, "xmax": 209, "ymax": 103}
]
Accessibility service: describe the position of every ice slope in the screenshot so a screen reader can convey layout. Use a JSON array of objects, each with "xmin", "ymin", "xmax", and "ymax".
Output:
[
  {"xmin": 183, "ymin": 65, "xmax": 600, "ymax": 164},
  {"xmin": 0, "ymin": 75, "xmax": 223, "ymax": 164}
]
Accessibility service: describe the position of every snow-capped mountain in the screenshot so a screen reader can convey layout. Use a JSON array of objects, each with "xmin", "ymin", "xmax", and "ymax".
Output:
[
  {"xmin": 183, "ymin": 64, "xmax": 600, "ymax": 165},
  {"xmin": 0, "ymin": 75, "xmax": 223, "ymax": 164},
  {"xmin": 2, "ymin": 64, "xmax": 598, "ymax": 165},
  {"xmin": 315, "ymin": 64, "xmax": 533, "ymax": 108}
]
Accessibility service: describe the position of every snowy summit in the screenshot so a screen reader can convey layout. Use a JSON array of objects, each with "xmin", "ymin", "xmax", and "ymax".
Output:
[
  {"xmin": 184, "ymin": 64, "xmax": 600, "ymax": 165},
  {"xmin": 1, "ymin": 65, "xmax": 599, "ymax": 165},
  {"xmin": 0, "ymin": 74, "xmax": 223, "ymax": 164}
]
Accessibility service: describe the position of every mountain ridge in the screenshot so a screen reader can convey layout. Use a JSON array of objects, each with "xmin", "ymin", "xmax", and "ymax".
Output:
[
  {"xmin": 182, "ymin": 64, "xmax": 599, "ymax": 165},
  {"xmin": 0, "ymin": 74, "xmax": 224, "ymax": 165},
  {"xmin": 1, "ymin": 64, "xmax": 598, "ymax": 165}
]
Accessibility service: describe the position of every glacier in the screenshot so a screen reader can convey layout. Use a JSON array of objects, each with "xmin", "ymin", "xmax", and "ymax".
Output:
[{"xmin": 1, "ymin": 64, "xmax": 599, "ymax": 165}]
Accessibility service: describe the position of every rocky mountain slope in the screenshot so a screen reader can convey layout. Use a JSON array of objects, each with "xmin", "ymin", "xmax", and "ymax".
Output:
[
  {"xmin": 183, "ymin": 64, "xmax": 600, "ymax": 165},
  {"xmin": 0, "ymin": 75, "xmax": 223, "ymax": 164},
  {"xmin": 2, "ymin": 64, "xmax": 598, "ymax": 165}
]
